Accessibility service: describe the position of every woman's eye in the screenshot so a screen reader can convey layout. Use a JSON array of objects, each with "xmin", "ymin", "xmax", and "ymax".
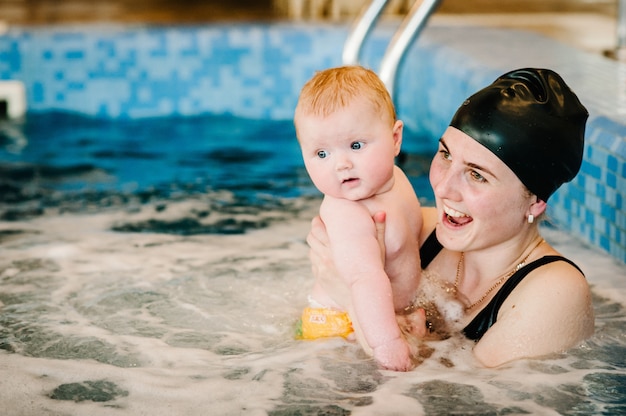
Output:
[
  {"xmin": 317, "ymin": 150, "xmax": 328, "ymax": 159},
  {"xmin": 470, "ymin": 170, "xmax": 486, "ymax": 182},
  {"xmin": 351, "ymin": 141, "xmax": 364, "ymax": 150},
  {"xmin": 439, "ymin": 149, "xmax": 451, "ymax": 160}
]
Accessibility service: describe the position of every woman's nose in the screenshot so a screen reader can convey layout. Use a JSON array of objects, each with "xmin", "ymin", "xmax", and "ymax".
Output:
[{"xmin": 432, "ymin": 166, "xmax": 460, "ymax": 200}]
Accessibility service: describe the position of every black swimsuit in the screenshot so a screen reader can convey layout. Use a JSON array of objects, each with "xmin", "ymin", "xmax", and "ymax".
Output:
[{"xmin": 419, "ymin": 230, "xmax": 584, "ymax": 341}]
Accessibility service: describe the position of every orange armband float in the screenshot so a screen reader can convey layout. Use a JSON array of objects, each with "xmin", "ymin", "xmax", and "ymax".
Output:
[{"xmin": 296, "ymin": 307, "xmax": 353, "ymax": 340}]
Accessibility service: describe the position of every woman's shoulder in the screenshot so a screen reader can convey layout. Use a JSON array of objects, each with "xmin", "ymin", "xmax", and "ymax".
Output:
[
  {"xmin": 475, "ymin": 253, "xmax": 594, "ymax": 367},
  {"xmin": 519, "ymin": 254, "xmax": 587, "ymax": 288},
  {"xmin": 505, "ymin": 254, "xmax": 592, "ymax": 319},
  {"xmin": 419, "ymin": 206, "xmax": 439, "ymax": 245}
]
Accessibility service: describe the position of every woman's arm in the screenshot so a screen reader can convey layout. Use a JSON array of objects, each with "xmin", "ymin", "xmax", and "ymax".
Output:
[{"xmin": 472, "ymin": 260, "xmax": 594, "ymax": 367}]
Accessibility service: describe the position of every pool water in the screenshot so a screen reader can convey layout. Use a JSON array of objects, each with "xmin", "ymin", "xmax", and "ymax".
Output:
[
  {"xmin": 1, "ymin": 113, "xmax": 310, "ymax": 199},
  {"xmin": 0, "ymin": 112, "xmax": 433, "ymax": 226},
  {"xmin": 1, "ymin": 114, "xmax": 625, "ymax": 415}
]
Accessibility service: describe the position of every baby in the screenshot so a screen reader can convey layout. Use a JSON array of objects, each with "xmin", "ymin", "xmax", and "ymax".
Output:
[{"xmin": 294, "ymin": 65, "xmax": 423, "ymax": 371}]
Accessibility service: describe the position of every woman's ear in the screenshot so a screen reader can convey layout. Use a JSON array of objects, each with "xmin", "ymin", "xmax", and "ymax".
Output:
[{"xmin": 528, "ymin": 197, "xmax": 547, "ymax": 220}]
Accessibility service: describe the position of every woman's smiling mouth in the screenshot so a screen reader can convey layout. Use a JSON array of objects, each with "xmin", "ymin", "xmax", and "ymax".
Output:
[{"xmin": 443, "ymin": 205, "xmax": 473, "ymax": 226}]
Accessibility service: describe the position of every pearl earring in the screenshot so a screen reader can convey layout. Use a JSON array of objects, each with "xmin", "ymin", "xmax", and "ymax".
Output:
[{"xmin": 528, "ymin": 214, "xmax": 534, "ymax": 224}]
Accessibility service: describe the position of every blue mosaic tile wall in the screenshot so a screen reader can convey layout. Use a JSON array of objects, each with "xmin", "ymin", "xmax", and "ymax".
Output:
[
  {"xmin": 0, "ymin": 24, "xmax": 347, "ymax": 119},
  {"xmin": 0, "ymin": 22, "xmax": 624, "ymax": 263}
]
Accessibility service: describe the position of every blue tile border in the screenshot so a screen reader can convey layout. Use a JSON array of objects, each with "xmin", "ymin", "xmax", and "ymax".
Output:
[{"xmin": 1, "ymin": 22, "xmax": 625, "ymax": 263}]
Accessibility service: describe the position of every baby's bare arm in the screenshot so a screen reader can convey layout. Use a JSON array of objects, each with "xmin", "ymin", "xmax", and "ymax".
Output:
[{"xmin": 320, "ymin": 198, "xmax": 413, "ymax": 370}]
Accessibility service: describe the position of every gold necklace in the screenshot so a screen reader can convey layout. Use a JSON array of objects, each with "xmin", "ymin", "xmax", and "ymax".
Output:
[{"xmin": 455, "ymin": 238, "xmax": 545, "ymax": 311}]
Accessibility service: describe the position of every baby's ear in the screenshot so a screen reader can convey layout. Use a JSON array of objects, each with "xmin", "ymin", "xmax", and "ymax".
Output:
[{"xmin": 392, "ymin": 119, "xmax": 404, "ymax": 155}]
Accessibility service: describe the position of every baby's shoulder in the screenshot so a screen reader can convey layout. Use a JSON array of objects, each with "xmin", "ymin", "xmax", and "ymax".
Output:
[{"xmin": 320, "ymin": 195, "xmax": 373, "ymax": 224}]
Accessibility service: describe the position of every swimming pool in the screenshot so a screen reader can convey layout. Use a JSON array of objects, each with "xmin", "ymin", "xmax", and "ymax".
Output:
[
  {"xmin": 1, "ymin": 22, "xmax": 625, "ymax": 415},
  {"xmin": 1, "ymin": 22, "xmax": 624, "ymax": 261}
]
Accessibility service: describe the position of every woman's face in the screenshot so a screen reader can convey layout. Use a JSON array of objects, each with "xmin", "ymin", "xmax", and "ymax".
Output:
[{"xmin": 429, "ymin": 126, "xmax": 534, "ymax": 253}]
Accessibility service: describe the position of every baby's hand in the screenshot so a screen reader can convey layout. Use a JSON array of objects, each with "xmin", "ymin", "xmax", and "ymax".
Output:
[{"xmin": 372, "ymin": 337, "xmax": 414, "ymax": 372}]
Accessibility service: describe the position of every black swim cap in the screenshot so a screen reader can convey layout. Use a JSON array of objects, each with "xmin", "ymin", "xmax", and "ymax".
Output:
[{"xmin": 449, "ymin": 68, "xmax": 588, "ymax": 201}]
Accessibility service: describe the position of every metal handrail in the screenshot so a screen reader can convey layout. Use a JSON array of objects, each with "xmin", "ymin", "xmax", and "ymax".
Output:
[
  {"xmin": 342, "ymin": 0, "xmax": 389, "ymax": 66},
  {"xmin": 379, "ymin": 0, "xmax": 441, "ymax": 97},
  {"xmin": 616, "ymin": 0, "xmax": 626, "ymax": 60},
  {"xmin": 342, "ymin": 0, "xmax": 441, "ymax": 98}
]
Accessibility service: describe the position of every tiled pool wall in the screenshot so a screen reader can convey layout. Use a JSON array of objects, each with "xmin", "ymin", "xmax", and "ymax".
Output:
[{"xmin": 0, "ymin": 22, "xmax": 625, "ymax": 263}]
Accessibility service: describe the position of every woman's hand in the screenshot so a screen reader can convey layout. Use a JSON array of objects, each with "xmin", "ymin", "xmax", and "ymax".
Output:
[
  {"xmin": 398, "ymin": 307, "xmax": 428, "ymax": 340},
  {"xmin": 372, "ymin": 211, "xmax": 387, "ymax": 267},
  {"xmin": 306, "ymin": 215, "xmax": 349, "ymax": 304}
]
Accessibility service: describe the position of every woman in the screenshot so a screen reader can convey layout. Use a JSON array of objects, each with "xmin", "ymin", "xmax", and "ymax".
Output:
[{"xmin": 306, "ymin": 68, "xmax": 595, "ymax": 368}]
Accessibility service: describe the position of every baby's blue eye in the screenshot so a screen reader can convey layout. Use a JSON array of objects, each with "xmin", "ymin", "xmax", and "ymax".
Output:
[
  {"xmin": 351, "ymin": 141, "xmax": 364, "ymax": 150},
  {"xmin": 317, "ymin": 150, "xmax": 328, "ymax": 159}
]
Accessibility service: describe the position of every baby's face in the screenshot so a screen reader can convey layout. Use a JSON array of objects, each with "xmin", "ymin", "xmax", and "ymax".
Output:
[{"xmin": 296, "ymin": 97, "xmax": 402, "ymax": 201}]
